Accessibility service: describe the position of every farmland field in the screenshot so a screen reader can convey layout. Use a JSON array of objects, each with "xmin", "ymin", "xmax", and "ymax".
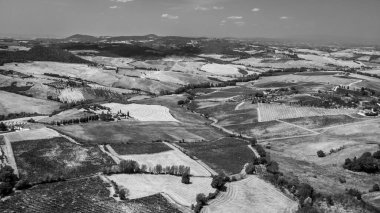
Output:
[
  {"xmin": 4, "ymin": 127, "xmax": 61, "ymax": 142},
  {"xmin": 0, "ymin": 90, "xmax": 61, "ymax": 115},
  {"xmin": 178, "ymin": 138, "xmax": 254, "ymax": 175},
  {"xmin": 279, "ymin": 114, "xmax": 359, "ymax": 129},
  {"xmin": 54, "ymin": 121, "xmax": 224, "ymax": 143},
  {"xmin": 109, "ymin": 174, "xmax": 214, "ymax": 207},
  {"xmin": 258, "ymin": 103, "xmax": 357, "ymax": 122},
  {"xmin": 0, "ymin": 176, "xmax": 182, "ymax": 213},
  {"xmin": 202, "ymin": 175, "xmax": 298, "ymax": 213},
  {"xmin": 12, "ymin": 137, "xmax": 115, "ymax": 183},
  {"xmin": 110, "ymin": 142, "xmax": 172, "ymax": 155}
]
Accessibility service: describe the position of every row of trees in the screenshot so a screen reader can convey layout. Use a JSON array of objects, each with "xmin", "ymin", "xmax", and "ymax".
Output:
[
  {"xmin": 52, "ymin": 115, "xmax": 100, "ymax": 126},
  {"xmin": 102, "ymin": 159, "xmax": 191, "ymax": 176}
]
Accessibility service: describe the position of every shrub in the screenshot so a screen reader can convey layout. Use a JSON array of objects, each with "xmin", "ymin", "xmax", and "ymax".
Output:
[
  {"xmin": 255, "ymin": 144, "xmax": 266, "ymax": 157},
  {"xmin": 211, "ymin": 175, "xmax": 228, "ymax": 191},
  {"xmin": 196, "ymin": 193, "xmax": 207, "ymax": 205},
  {"xmin": 347, "ymin": 188, "xmax": 362, "ymax": 200},
  {"xmin": 373, "ymin": 150, "xmax": 380, "ymax": 159},
  {"xmin": 0, "ymin": 166, "xmax": 18, "ymax": 184},
  {"xmin": 0, "ymin": 182, "xmax": 13, "ymax": 197},
  {"xmin": 370, "ymin": 184, "xmax": 380, "ymax": 192},
  {"xmin": 14, "ymin": 179, "xmax": 32, "ymax": 190},
  {"xmin": 297, "ymin": 183, "xmax": 314, "ymax": 205},
  {"xmin": 249, "ymin": 137, "xmax": 257, "ymax": 146},
  {"xmin": 317, "ymin": 150, "xmax": 326, "ymax": 158},
  {"xmin": 266, "ymin": 161, "xmax": 279, "ymax": 174},
  {"xmin": 245, "ymin": 163, "xmax": 255, "ymax": 174},
  {"xmin": 181, "ymin": 171, "xmax": 190, "ymax": 184},
  {"xmin": 119, "ymin": 188, "xmax": 128, "ymax": 200}
]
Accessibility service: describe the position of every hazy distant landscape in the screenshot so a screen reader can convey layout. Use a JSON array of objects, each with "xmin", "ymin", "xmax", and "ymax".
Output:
[{"xmin": 1, "ymin": 0, "xmax": 380, "ymax": 212}]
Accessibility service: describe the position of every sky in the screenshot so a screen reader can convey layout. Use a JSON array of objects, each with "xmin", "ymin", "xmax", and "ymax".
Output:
[{"xmin": 0, "ymin": 0, "xmax": 379, "ymax": 41}]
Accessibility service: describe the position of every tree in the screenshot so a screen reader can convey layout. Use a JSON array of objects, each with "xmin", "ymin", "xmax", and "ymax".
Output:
[
  {"xmin": 373, "ymin": 150, "xmax": 380, "ymax": 159},
  {"xmin": 211, "ymin": 175, "xmax": 227, "ymax": 191},
  {"xmin": 0, "ymin": 166, "xmax": 18, "ymax": 184},
  {"xmin": 370, "ymin": 184, "xmax": 380, "ymax": 192},
  {"xmin": 0, "ymin": 122, "xmax": 8, "ymax": 131},
  {"xmin": 0, "ymin": 182, "xmax": 13, "ymax": 197},
  {"xmin": 195, "ymin": 193, "xmax": 207, "ymax": 205},
  {"xmin": 181, "ymin": 171, "xmax": 190, "ymax": 184},
  {"xmin": 317, "ymin": 150, "xmax": 326, "ymax": 158},
  {"xmin": 119, "ymin": 188, "xmax": 128, "ymax": 200},
  {"xmin": 266, "ymin": 161, "xmax": 279, "ymax": 174}
]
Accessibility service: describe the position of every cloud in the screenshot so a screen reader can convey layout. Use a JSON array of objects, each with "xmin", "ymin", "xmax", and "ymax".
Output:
[
  {"xmin": 161, "ymin": 13, "xmax": 179, "ymax": 20},
  {"xmin": 195, "ymin": 5, "xmax": 224, "ymax": 11},
  {"xmin": 195, "ymin": 6, "xmax": 209, "ymax": 11},
  {"xmin": 227, "ymin": 16, "xmax": 243, "ymax": 20},
  {"xmin": 234, "ymin": 21, "xmax": 245, "ymax": 26},
  {"xmin": 280, "ymin": 16, "xmax": 289, "ymax": 20},
  {"xmin": 212, "ymin": 6, "xmax": 224, "ymax": 10},
  {"xmin": 110, "ymin": 0, "xmax": 134, "ymax": 2},
  {"xmin": 109, "ymin": 5, "xmax": 119, "ymax": 9},
  {"xmin": 252, "ymin": 8, "xmax": 260, "ymax": 12}
]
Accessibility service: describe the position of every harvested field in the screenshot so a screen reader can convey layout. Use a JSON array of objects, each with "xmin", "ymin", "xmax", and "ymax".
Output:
[
  {"xmin": 4, "ymin": 127, "xmax": 61, "ymax": 142},
  {"xmin": 258, "ymin": 103, "xmax": 357, "ymax": 122},
  {"xmin": 0, "ymin": 90, "xmax": 61, "ymax": 115},
  {"xmin": 55, "ymin": 121, "xmax": 223, "ymax": 144},
  {"xmin": 113, "ymin": 146, "xmax": 211, "ymax": 176},
  {"xmin": 101, "ymin": 103, "xmax": 179, "ymax": 122},
  {"xmin": 110, "ymin": 142, "xmax": 172, "ymax": 155},
  {"xmin": 201, "ymin": 64, "xmax": 245, "ymax": 76},
  {"xmin": 12, "ymin": 137, "xmax": 115, "ymax": 183},
  {"xmin": 202, "ymin": 175, "xmax": 298, "ymax": 213},
  {"xmin": 178, "ymin": 138, "xmax": 254, "ymax": 175},
  {"xmin": 109, "ymin": 174, "xmax": 214, "ymax": 207}
]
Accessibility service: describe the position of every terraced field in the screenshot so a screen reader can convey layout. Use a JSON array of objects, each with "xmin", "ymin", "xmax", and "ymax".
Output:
[{"xmin": 202, "ymin": 176, "xmax": 298, "ymax": 213}]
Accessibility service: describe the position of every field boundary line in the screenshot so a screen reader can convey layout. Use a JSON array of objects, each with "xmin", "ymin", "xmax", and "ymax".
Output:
[
  {"xmin": 234, "ymin": 101, "xmax": 245, "ymax": 110},
  {"xmin": 247, "ymin": 145, "xmax": 260, "ymax": 158},
  {"xmin": 164, "ymin": 142, "xmax": 218, "ymax": 176},
  {"xmin": 258, "ymin": 133, "xmax": 318, "ymax": 142},
  {"xmin": 99, "ymin": 145, "xmax": 121, "ymax": 164},
  {"xmin": 276, "ymin": 119, "xmax": 319, "ymax": 134}
]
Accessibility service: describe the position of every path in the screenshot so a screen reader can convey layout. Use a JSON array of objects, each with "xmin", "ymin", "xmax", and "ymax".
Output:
[
  {"xmin": 234, "ymin": 101, "xmax": 245, "ymax": 111},
  {"xmin": 276, "ymin": 119, "xmax": 319, "ymax": 134},
  {"xmin": 248, "ymin": 145, "xmax": 260, "ymax": 158},
  {"xmin": 99, "ymin": 145, "xmax": 121, "ymax": 164}
]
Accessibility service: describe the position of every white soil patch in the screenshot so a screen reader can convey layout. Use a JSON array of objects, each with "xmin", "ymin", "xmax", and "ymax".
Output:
[
  {"xmin": 203, "ymin": 175, "xmax": 298, "ymax": 213},
  {"xmin": 201, "ymin": 64, "xmax": 244, "ymax": 76},
  {"xmin": 109, "ymin": 174, "xmax": 214, "ymax": 207},
  {"xmin": 59, "ymin": 88, "xmax": 85, "ymax": 103},
  {"xmin": 101, "ymin": 103, "xmax": 179, "ymax": 122}
]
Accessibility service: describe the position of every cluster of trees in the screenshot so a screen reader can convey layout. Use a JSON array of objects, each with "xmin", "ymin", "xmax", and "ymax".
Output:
[
  {"xmin": 110, "ymin": 180, "xmax": 128, "ymax": 200},
  {"xmin": 0, "ymin": 166, "xmax": 18, "ymax": 197},
  {"xmin": 343, "ymin": 150, "xmax": 380, "ymax": 173},
  {"xmin": 0, "ymin": 122, "xmax": 8, "ymax": 131},
  {"xmin": 52, "ymin": 115, "xmax": 100, "ymax": 126},
  {"xmin": 102, "ymin": 160, "xmax": 191, "ymax": 176},
  {"xmin": 317, "ymin": 146, "xmax": 345, "ymax": 158},
  {"xmin": 193, "ymin": 174, "xmax": 229, "ymax": 213},
  {"xmin": 0, "ymin": 112, "xmax": 42, "ymax": 122}
]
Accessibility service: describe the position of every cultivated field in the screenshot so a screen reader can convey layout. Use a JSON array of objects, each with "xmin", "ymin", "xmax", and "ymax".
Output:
[
  {"xmin": 258, "ymin": 103, "xmax": 357, "ymax": 122},
  {"xmin": 202, "ymin": 176, "xmax": 298, "ymax": 213},
  {"xmin": 110, "ymin": 142, "xmax": 172, "ymax": 155},
  {"xmin": 201, "ymin": 64, "xmax": 245, "ymax": 76},
  {"xmin": 178, "ymin": 138, "xmax": 254, "ymax": 175},
  {"xmin": 58, "ymin": 88, "xmax": 85, "ymax": 103},
  {"xmin": 280, "ymin": 115, "xmax": 359, "ymax": 129},
  {"xmin": 55, "ymin": 121, "xmax": 224, "ymax": 143},
  {"xmin": 0, "ymin": 90, "xmax": 61, "ymax": 115},
  {"xmin": 109, "ymin": 174, "xmax": 214, "ymax": 207},
  {"xmin": 39, "ymin": 109, "xmax": 95, "ymax": 124},
  {"xmin": 12, "ymin": 137, "xmax": 114, "ymax": 182}
]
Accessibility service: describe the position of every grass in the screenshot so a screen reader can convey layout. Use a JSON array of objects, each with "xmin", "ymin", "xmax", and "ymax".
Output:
[
  {"xmin": 110, "ymin": 142, "xmax": 172, "ymax": 155},
  {"xmin": 178, "ymin": 137, "xmax": 254, "ymax": 175},
  {"xmin": 0, "ymin": 176, "xmax": 181, "ymax": 213},
  {"xmin": 12, "ymin": 137, "xmax": 115, "ymax": 183}
]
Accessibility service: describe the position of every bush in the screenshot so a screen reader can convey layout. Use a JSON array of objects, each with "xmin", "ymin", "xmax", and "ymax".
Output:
[
  {"xmin": 370, "ymin": 184, "xmax": 380, "ymax": 192},
  {"xmin": 317, "ymin": 150, "xmax": 326, "ymax": 158},
  {"xmin": 211, "ymin": 175, "xmax": 228, "ymax": 191},
  {"xmin": 343, "ymin": 152, "xmax": 380, "ymax": 173},
  {"xmin": 119, "ymin": 188, "xmax": 128, "ymax": 200},
  {"xmin": 0, "ymin": 182, "xmax": 13, "ymax": 197},
  {"xmin": 181, "ymin": 171, "xmax": 190, "ymax": 184},
  {"xmin": 347, "ymin": 188, "xmax": 362, "ymax": 200},
  {"xmin": 373, "ymin": 150, "xmax": 380, "ymax": 159},
  {"xmin": 266, "ymin": 161, "xmax": 279, "ymax": 174},
  {"xmin": 0, "ymin": 166, "xmax": 18, "ymax": 184},
  {"xmin": 249, "ymin": 137, "xmax": 257, "ymax": 146},
  {"xmin": 14, "ymin": 179, "xmax": 32, "ymax": 190},
  {"xmin": 255, "ymin": 144, "xmax": 266, "ymax": 157},
  {"xmin": 245, "ymin": 163, "xmax": 255, "ymax": 174},
  {"xmin": 196, "ymin": 193, "xmax": 207, "ymax": 205},
  {"xmin": 297, "ymin": 183, "xmax": 314, "ymax": 205}
]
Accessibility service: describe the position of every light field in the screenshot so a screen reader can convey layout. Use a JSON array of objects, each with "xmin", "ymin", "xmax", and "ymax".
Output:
[
  {"xmin": 3, "ymin": 127, "xmax": 61, "ymax": 142},
  {"xmin": 101, "ymin": 103, "xmax": 179, "ymax": 122},
  {"xmin": 201, "ymin": 64, "xmax": 244, "ymax": 76},
  {"xmin": 258, "ymin": 103, "xmax": 356, "ymax": 122},
  {"xmin": 202, "ymin": 176, "xmax": 298, "ymax": 213},
  {"xmin": 109, "ymin": 174, "xmax": 214, "ymax": 207}
]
